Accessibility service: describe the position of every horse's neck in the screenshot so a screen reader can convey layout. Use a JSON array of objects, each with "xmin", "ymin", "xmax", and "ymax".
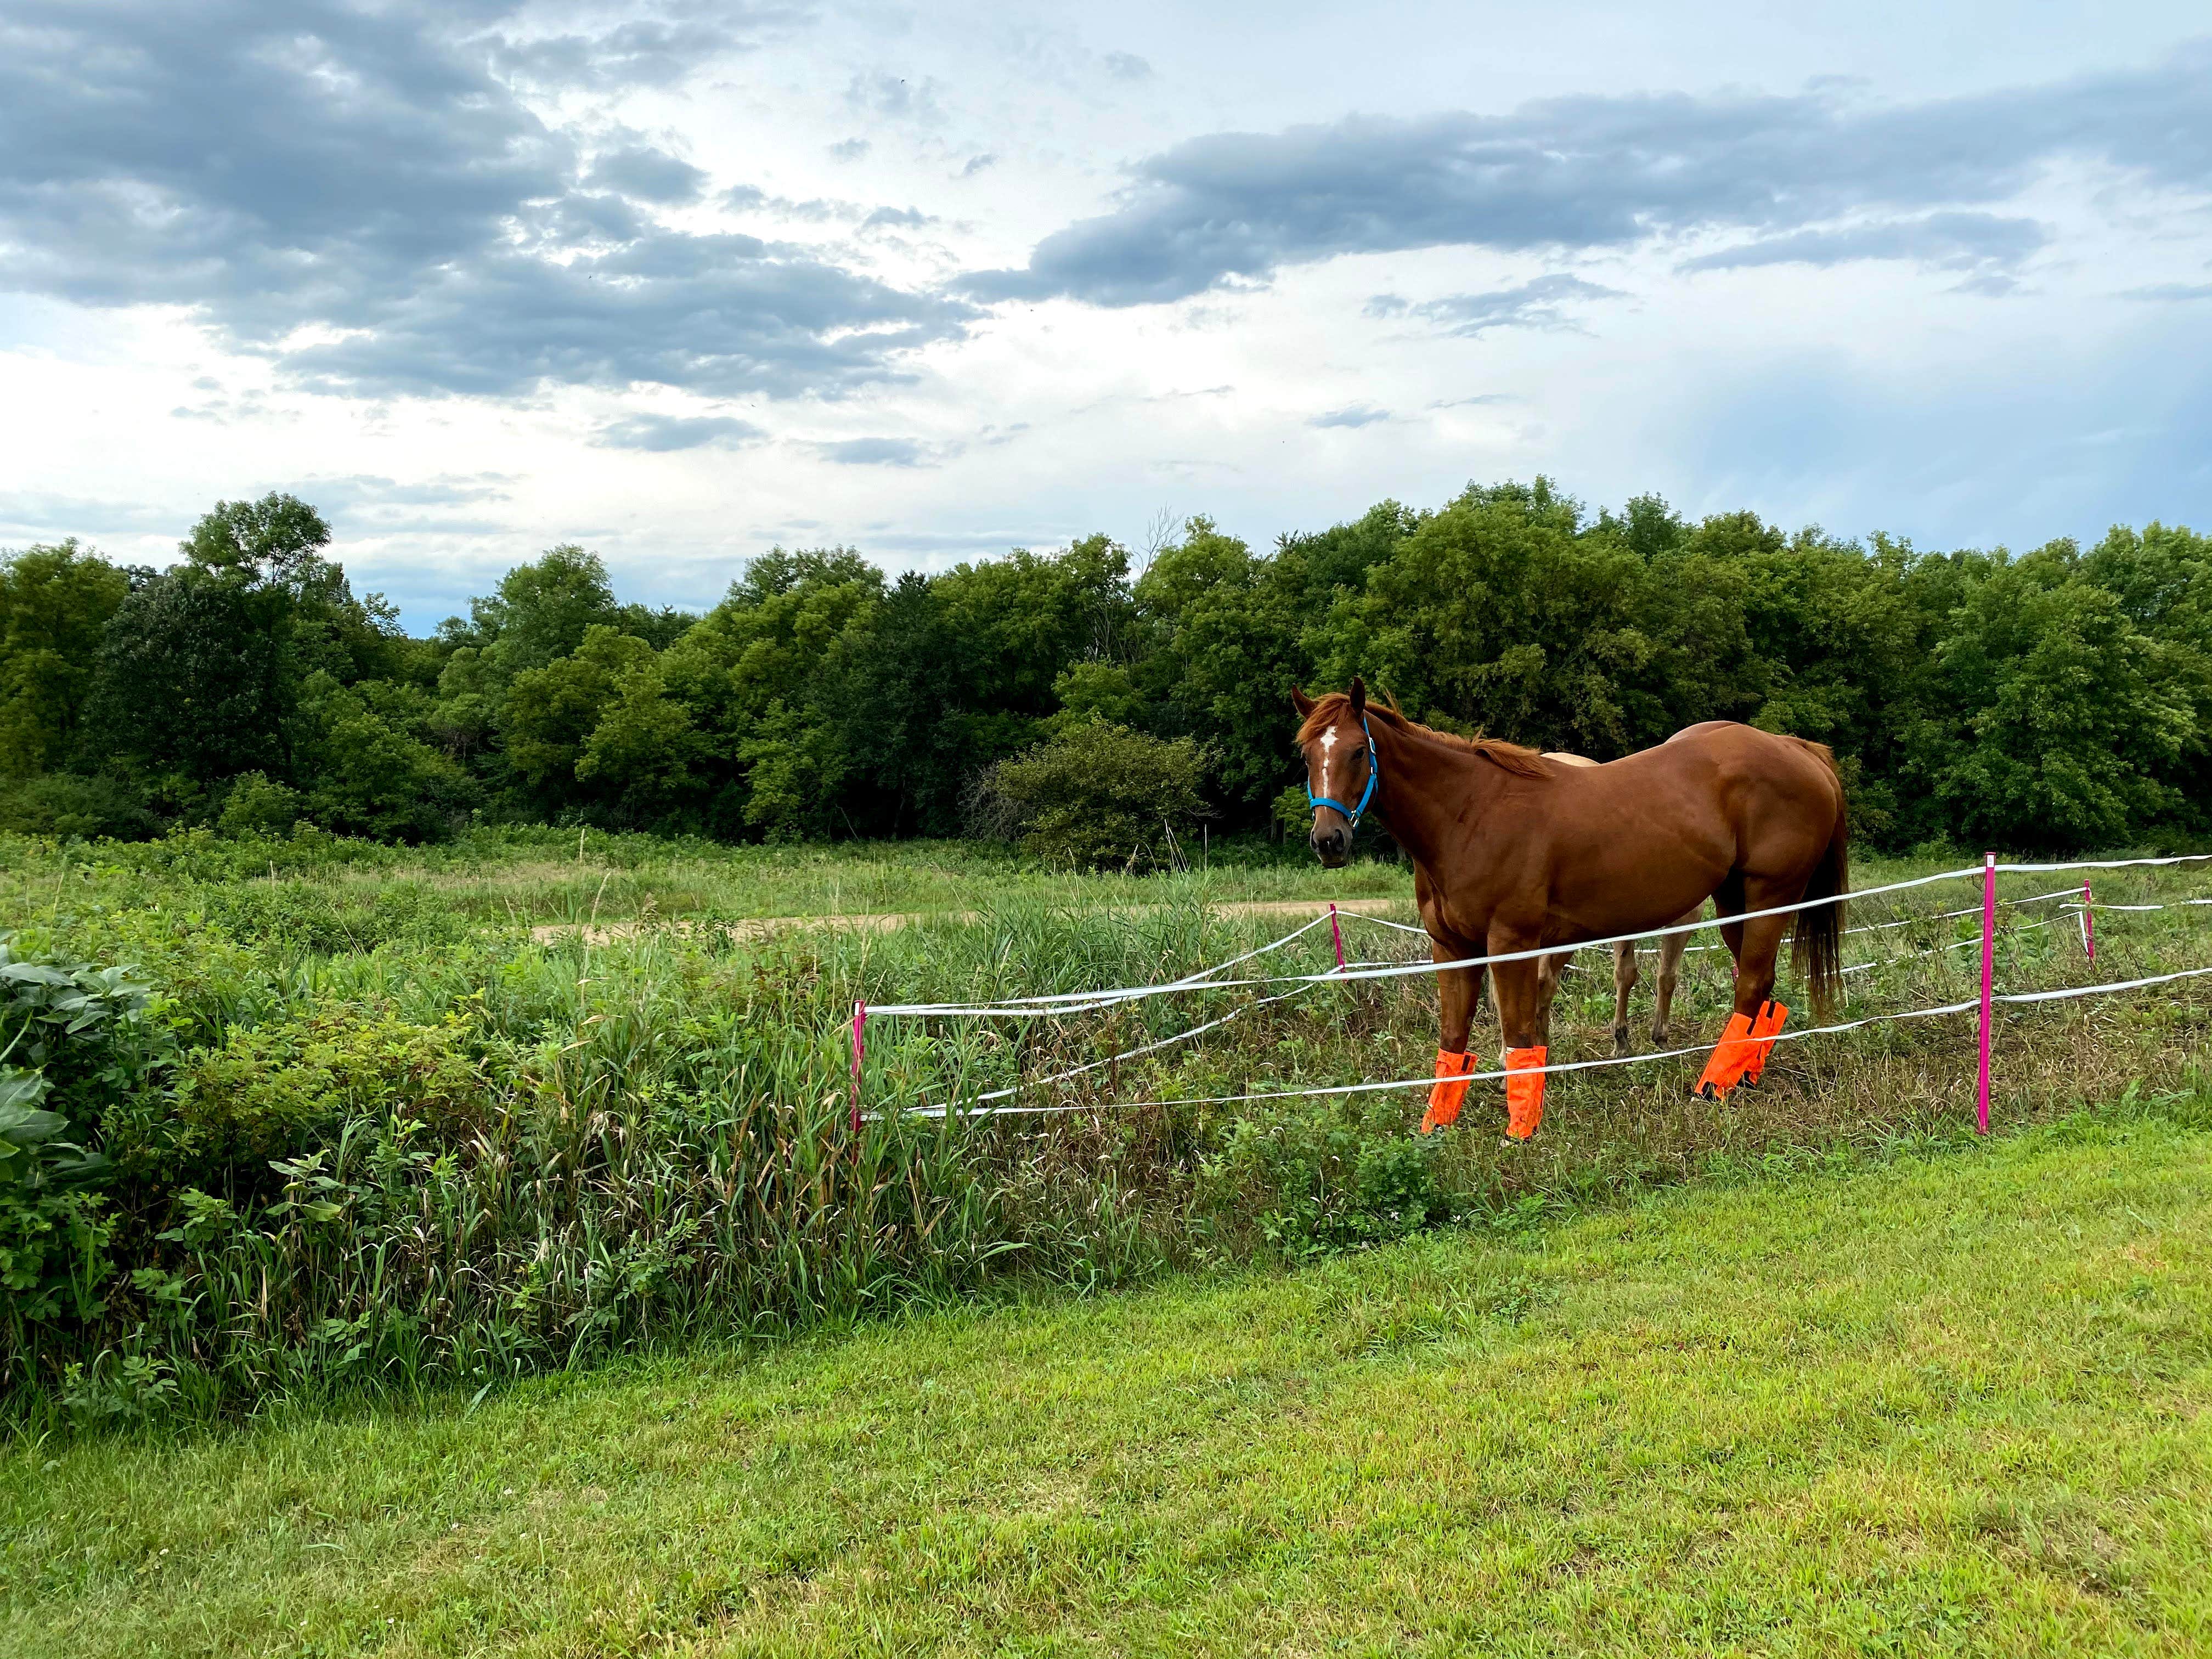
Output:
[{"xmin": 1373, "ymin": 724, "xmax": 1508, "ymax": 876}]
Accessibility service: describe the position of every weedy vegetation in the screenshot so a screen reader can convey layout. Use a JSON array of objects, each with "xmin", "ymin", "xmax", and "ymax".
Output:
[{"xmin": 2, "ymin": 826, "xmax": 2209, "ymax": 1437}]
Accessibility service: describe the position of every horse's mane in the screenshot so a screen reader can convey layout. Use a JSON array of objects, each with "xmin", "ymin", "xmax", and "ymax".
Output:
[{"xmin": 1296, "ymin": 692, "xmax": 1551, "ymax": 780}]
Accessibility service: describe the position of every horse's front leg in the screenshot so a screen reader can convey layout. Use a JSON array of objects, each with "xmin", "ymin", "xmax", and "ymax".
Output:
[
  {"xmin": 1419, "ymin": 935, "xmax": 1483, "ymax": 1135},
  {"xmin": 1489, "ymin": 941, "xmax": 1551, "ymax": 1142}
]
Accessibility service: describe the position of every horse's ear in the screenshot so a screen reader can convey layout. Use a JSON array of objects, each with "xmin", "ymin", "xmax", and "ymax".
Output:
[
  {"xmin": 1348, "ymin": 676, "xmax": 1367, "ymax": 718},
  {"xmin": 1289, "ymin": 685, "xmax": 1315, "ymax": 718}
]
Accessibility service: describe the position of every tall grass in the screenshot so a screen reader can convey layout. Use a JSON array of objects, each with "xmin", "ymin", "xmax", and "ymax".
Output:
[{"xmin": 5, "ymin": 831, "xmax": 2211, "ymax": 1430}]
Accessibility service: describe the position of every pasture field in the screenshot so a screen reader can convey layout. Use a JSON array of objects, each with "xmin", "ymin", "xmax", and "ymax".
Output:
[
  {"xmin": 7, "ymin": 1098, "xmax": 2212, "ymax": 1657},
  {"xmin": 4, "ymin": 826, "xmax": 2212, "ymax": 1432}
]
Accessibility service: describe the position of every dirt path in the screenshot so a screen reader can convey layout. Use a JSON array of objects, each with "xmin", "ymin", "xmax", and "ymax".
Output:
[{"xmin": 527, "ymin": 896, "xmax": 1414, "ymax": 947}]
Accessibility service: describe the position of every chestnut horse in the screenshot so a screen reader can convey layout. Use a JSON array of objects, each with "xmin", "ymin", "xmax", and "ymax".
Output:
[
  {"xmin": 1539, "ymin": 752, "xmax": 1701, "ymax": 1057},
  {"xmin": 1293, "ymin": 680, "xmax": 1847, "ymax": 1141}
]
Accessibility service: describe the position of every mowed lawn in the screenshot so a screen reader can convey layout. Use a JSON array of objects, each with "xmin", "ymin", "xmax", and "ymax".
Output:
[{"xmin": 9, "ymin": 1113, "xmax": 2212, "ymax": 1657}]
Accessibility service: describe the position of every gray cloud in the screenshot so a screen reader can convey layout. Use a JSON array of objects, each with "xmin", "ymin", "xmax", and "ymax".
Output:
[
  {"xmin": 1310, "ymin": 404, "xmax": 1390, "ymax": 428},
  {"xmin": 1103, "ymin": 52, "xmax": 1152, "ymax": 81},
  {"xmin": 828, "ymin": 137, "xmax": 872, "ymax": 161},
  {"xmin": 960, "ymin": 153, "xmax": 998, "ymax": 178},
  {"xmin": 963, "ymin": 45, "xmax": 2212, "ymax": 306},
  {"xmin": 2123, "ymin": 281, "xmax": 2212, "ymax": 301},
  {"xmin": 1680, "ymin": 211, "xmax": 2047, "ymax": 275},
  {"xmin": 812, "ymin": 437, "xmax": 949, "ymax": 467},
  {"xmin": 586, "ymin": 143, "xmax": 708, "ymax": 203},
  {"xmin": 0, "ymin": 2, "xmax": 964, "ymax": 400},
  {"xmin": 846, "ymin": 71, "xmax": 941, "ymax": 123},
  {"xmin": 488, "ymin": 8, "xmax": 803, "ymax": 90},
  {"xmin": 0, "ymin": 493, "xmax": 180, "ymax": 541},
  {"xmin": 862, "ymin": 205, "xmax": 937, "ymax": 230},
  {"xmin": 301, "ymin": 473, "xmax": 517, "ymax": 510},
  {"xmin": 1368, "ymin": 274, "xmax": 1626, "ymax": 337},
  {"xmin": 595, "ymin": 413, "xmax": 766, "ymax": 452},
  {"xmin": 279, "ymin": 233, "xmax": 972, "ymax": 399}
]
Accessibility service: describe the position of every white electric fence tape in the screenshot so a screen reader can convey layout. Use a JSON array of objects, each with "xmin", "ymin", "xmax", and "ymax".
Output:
[
  {"xmin": 864, "ymin": 853, "xmax": 2212, "ymax": 1120},
  {"xmin": 874, "ymin": 853, "xmax": 2212, "ymax": 1019},
  {"xmin": 895, "ymin": 961, "xmax": 2212, "ymax": 1120}
]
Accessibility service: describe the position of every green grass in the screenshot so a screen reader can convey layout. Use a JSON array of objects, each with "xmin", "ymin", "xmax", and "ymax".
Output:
[
  {"xmin": 0, "ymin": 825, "xmax": 1415, "ymax": 934},
  {"xmin": 9, "ymin": 1101, "xmax": 2211, "ymax": 1656}
]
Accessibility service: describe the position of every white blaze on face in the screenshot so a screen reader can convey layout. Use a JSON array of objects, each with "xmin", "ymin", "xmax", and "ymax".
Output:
[{"xmin": 1317, "ymin": 723, "xmax": 1338, "ymax": 802}]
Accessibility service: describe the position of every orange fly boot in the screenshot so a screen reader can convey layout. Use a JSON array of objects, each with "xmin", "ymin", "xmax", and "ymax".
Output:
[
  {"xmin": 1693, "ymin": 1011, "xmax": 1758, "ymax": 1098},
  {"xmin": 1741, "ymin": 1001, "xmax": 1790, "ymax": 1085},
  {"xmin": 1504, "ymin": 1046, "xmax": 1547, "ymax": 1140},
  {"xmin": 1419, "ymin": 1049, "xmax": 1478, "ymax": 1133}
]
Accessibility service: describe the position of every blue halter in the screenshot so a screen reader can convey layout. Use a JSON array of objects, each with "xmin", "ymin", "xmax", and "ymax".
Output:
[{"xmin": 1307, "ymin": 714, "xmax": 1379, "ymax": 828}]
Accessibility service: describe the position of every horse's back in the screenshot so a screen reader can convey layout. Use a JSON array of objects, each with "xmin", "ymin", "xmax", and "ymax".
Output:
[{"xmin": 1699, "ymin": 723, "xmax": 1839, "ymax": 804}]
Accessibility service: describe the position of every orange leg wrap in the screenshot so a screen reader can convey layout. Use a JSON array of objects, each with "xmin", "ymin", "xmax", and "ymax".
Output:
[
  {"xmin": 1694, "ymin": 1012, "xmax": 1758, "ymax": 1099},
  {"xmin": 1741, "ymin": 1002, "xmax": 1790, "ymax": 1085},
  {"xmin": 1419, "ymin": 1049, "xmax": 1478, "ymax": 1134},
  {"xmin": 1504, "ymin": 1046, "xmax": 1547, "ymax": 1141}
]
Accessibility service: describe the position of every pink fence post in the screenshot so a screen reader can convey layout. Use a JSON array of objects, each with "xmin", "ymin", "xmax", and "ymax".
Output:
[
  {"xmin": 2081, "ymin": 878, "xmax": 2095, "ymax": 961},
  {"xmin": 1329, "ymin": 902, "xmax": 1346, "ymax": 973},
  {"xmin": 848, "ymin": 1000, "xmax": 867, "ymax": 1133},
  {"xmin": 1975, "ymin": 853, "xmax": 1996, "ymax": 1135}
]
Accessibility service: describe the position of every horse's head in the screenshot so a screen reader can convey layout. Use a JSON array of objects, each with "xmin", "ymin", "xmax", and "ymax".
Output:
[{"xmin": 1290, "ymin": 677, "xmax": 1375, "ymax": 868}]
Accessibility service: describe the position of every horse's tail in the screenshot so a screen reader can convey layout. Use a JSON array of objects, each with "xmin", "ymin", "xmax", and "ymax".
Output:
[{"xmin": 1788, "ymin": 742, "xmax": 1849, "ymax": 1019}]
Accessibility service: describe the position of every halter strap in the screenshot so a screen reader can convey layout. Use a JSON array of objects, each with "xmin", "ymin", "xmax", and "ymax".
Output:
[{"xmin": 1306, "ymin": 714, "xmax": 1379, "ymax": 828}]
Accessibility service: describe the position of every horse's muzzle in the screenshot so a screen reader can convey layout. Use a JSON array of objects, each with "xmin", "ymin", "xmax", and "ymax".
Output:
[{"xmin": 1310, "ymin": 823, "xmax": 1351, "ymax": 866}]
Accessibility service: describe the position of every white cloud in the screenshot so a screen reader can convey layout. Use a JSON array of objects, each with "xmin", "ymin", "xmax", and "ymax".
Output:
[{"xmin": 2, "ymin": 2, "xmax": 2210, "ymax": 628}]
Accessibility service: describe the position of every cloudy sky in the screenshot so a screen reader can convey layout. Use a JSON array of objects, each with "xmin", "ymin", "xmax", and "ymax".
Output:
[{"xmin": 3, "ymin": 2, "xmax": 2209, "ymax": 629}]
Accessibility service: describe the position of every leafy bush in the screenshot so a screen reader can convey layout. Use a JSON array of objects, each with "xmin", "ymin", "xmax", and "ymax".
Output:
[
  {"xmin": 149, "ymin": 1008, "xmax": 481, "ymax": 1186},
  {"xmin": 0, "ymin": 934, "xmax": 162, "ymax": 1138},
  {"xmin": 215, "ymin": 771, "xmax": 302, "ymax": 838},
  {"xmin": 0, "ymin": 1070, "xmax": 114, "ymax": 1330},
  {"xmin": 970, "ymin": 719, "xmax": 1208, "ymax": 870},
  {"xmin": 1200, "ymin": 1094, "xmax": 1449, "ymax": 1257},
  {"xmin": 294, "ymin": 673, "xmax": 476, "ymax": 843},
  {"xmin": 0, "ymin": 774, "xmax": 159, "ymax": 840},
  {"xmin": 0, "ymin": 936, "xmax": 140, "ymax": 1351},
  {"xmin": 195, "ymin": 878, "xmax": 472, "ymax": 956}
]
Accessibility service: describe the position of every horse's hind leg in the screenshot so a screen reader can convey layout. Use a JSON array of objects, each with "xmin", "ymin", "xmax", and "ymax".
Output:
[
  {"xmin": 1611, "ymin": 940, "xmax": 1639, "ymax": 1055},
  {"xmin": 1651, "ymin": 910, "xmax": 1694, "ymax": 1046},
  {"xmin": 1693, "ymin": 877, "xmax": 1760, "ymax": 1099},
  {"xmin": 1694, "ymin": 893, "xmax": 1792, "ymax": 1099},
  {"xmin": 1533, "ymin": 949, "xmax": 1566, "ymax": 1048}
]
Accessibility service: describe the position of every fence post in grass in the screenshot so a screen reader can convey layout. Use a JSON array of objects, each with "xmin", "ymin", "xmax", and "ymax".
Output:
[
  {"xmin": 2080, "ymin": 878, "xmax": 2095, "ymax": 961},
  {"xmin": 1976, "ymin": 852, "xmax": 1996, "ymax": 1135},
  {"xmin": 849, "ymin": 1001, "xmax": 867, "ymax": 1134},
  {"xmin": 1329, "ymin": 902, "xmax": 1345, "ymax": 973}
]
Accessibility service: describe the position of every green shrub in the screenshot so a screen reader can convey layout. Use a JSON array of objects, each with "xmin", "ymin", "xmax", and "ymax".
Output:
[
  {"xmin": 0, "ymin": 933, "xmax": 162, "ymax": 1139},
  {"xmin": 215, "ymin": 771, "xmax": 302, "ymax": 838},
  {"xmin": 0, "ymin": 774, "xmax": 159, "ymax": 840},
  {"xmin": 130, "ymin": 1007, "xmax": 483, "ymax": 1191},
  {"xmin": 1, "ymin": 1071, "xmax": 116, "ymax": 1338},
  {"xmin": 196, "ymin": 878, "xmax": 470, "ymax": 956},
  {"xmin": 1200, "ymin": 1094, "xmax": 1449, "ymax": 1257},
  {"xmin": 971, "ymin": 719, "xmax": 1208, "ymax": 870}
]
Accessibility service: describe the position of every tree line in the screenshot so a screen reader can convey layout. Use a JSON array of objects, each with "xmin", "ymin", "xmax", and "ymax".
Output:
[{"xmin": 2, "ymin": 478, "xmax": 2207, "ymax": 854}]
